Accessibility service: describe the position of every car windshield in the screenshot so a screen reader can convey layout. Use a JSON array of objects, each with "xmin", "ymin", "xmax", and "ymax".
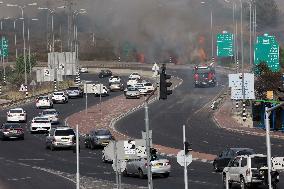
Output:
[
  {"xmin": 55, "ymin": 129, "xmax": 75, "ymax": 136},
  {"xmin": 236, "ymin": 149, "xmax": 254, "ymax": 156},
  {"xmin": 144, "ymin": 83, "xmax": 152, "ymax": 86},
  {"xmin": 251, "ymin": 157, "xmax": 267, "ymax": 168},
  {"xmin": 38, "ymin": 96, "xmax": 49, "ymax": 100},
  {"xmin": 128, "ymin": 88, "xmax": 138, "ymax": 91},
  {"xmin": 42, "ymin": 110, "xmax": 57, "ymax": 115},
  {"xmin": 195, "ymin": 68, "xmax": 211, "ymax": 74},
  {"xmin": 54, "ymin": 92, "xmax": 64, "ymax": 95},
  {"xmin": 68, "ymin": 87, "xmax": 79, "ymax": 90},
  {"xmin": 4, "ymin": 124, "xmax": 21, "ymax": 129},
  {"xmin": 129, "ymin": 78, "xmax": 137, "ymax": 81},
  {"xmin": 9, "ymin": 109, "xmax": 23, "ymax": 113},
  {"xmin": 96, "ymin": 130, "xmax": 111, "ymax": 135},
  {"xmin": 34, "ymin": 118, "xmax": 50, "ymax": 123}
]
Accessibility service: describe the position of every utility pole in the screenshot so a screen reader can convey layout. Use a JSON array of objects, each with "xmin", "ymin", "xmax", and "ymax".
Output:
[{"xmin": 183, "ymin": 125, "xmax": 188, "ymax": 189}]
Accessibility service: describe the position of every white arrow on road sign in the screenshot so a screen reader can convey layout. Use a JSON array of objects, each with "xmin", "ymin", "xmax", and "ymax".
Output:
[
  {"xmin": 44, "ymin": 69, "xmax": 50, "ymax": 76},
  {"xmin": 177, "ymin": 150, "xmax": 192, "ymax": 167}
]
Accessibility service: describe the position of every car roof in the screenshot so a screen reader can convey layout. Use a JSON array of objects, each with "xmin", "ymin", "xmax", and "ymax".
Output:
[
  {"xmin": 9, "ymin": 108, "xmax": 23, "ymax": 111},
  {"xmin": 34, "ymin": 116, "xmax": 49, "ymax": 119},
  {"xmin": 38, "ymin": 95, "xmax": 49, "ymax": 98},
  {"xmin": 54, "ymin": 91, "xmax": 65, "ymax": 93},
  {"xmin": 43, "ymin": 109, "xmax": 57, "ymax": 112},
  {"xmin": 237, "ymin": 154, "xmax": 266, "ymax": 158},
  {"xmin": 55, "ymin": 127, "xmax": 74, "ymax": 130}
]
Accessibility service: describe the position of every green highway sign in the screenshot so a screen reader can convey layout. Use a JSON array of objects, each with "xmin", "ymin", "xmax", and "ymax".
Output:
[
  {"xmin": 216, "ymin": 31, "xmax": 234, "ymax": 57},
  {"xmin": 0, "ymin": 36, "xmax": 9, "ymax": 58},
  {"xmin": 254, "ymin": 34, "xmax": 279, "ymax": 72}
]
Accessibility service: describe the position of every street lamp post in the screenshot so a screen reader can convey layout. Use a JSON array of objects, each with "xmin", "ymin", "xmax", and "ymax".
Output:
[
  {"xmin": 38, "ymin": 6, "xmax": 65, "ymax": 91},
  {"xmin": 28, "ymin": 18, "xmax": 39, "ymax": 75},
  {"xmin": 201, "ymin": 1, "xmax": 214, "ymax": 62},
  {"xmin": 7, "ymin": 2, "xmax": 37, "ymax": 96}
]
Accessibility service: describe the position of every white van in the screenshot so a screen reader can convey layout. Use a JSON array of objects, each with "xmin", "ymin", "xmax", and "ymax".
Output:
[{"xmin": 93, "ymin": 84, "xmax": 110, "ymax": 97}]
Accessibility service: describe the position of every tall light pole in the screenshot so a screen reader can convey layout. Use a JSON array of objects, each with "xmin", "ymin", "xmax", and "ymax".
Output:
[
  {"xmin": 38, "ymin": 6, "xmax": 65, "ymax": 91},
  {"xmin": 73, "ymin": 9, "xmax": 87, "ymax": 72},
  {"xmin": 28, "ymin": 18, "xmax": 39, "ymax": 75},
  {"xmin": 7, "ymin": 2, "xmax": 37, "ymax": 88},
  {"xmin": 201, "ymin": 1, "xmax": 214, "ymax": 62},
  {"xmin": 5, "ymin": 17, "xmax": 19, "ymax": 60}
]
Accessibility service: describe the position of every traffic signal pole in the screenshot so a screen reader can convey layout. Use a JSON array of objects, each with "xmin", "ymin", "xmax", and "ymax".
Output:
[
  {"xmin": 144, "ymin": 87, "xmax": 157, "ymax": 189},
  {"xmin": 183, "ymin": 125, "xmax": 188, "ymax": 189}
]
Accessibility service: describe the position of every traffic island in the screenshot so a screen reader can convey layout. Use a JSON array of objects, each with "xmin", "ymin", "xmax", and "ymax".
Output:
[
  {"xmin": 213, "ymin": 95, "xmax": 284, "ymax": 140},
  {"xmin": 66, "ymin": 76, "xmax": 218, "ymax": 162}
]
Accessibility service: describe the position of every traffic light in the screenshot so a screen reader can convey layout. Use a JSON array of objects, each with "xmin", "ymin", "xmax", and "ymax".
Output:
[
  {"xmin": 159, "ymin": 64, "xmax": 172, "ymax": 100},
  {"xmin": 184, "ymin": 141, "xmax": 192, "ymax": 155}
]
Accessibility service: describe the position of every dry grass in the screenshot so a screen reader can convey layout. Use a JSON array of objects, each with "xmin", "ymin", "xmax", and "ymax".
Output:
[{"xmin": 2, "ymin": 80, "xmax": 75, "ymax": 101}]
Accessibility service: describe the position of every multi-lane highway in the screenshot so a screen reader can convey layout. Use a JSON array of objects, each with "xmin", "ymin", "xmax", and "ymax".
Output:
[{"xmin": 0, "ymin": 68, "xmax": 283, "ymax": 189}]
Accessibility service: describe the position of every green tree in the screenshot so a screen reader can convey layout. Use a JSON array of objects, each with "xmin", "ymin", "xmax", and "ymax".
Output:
[
  {"xmin": 15, "ymin": 54, "xmax": 37, "ymax": 74},
  {"xmin": 255, "ymin": 63, "xmax": 282, "ymax": 99}
]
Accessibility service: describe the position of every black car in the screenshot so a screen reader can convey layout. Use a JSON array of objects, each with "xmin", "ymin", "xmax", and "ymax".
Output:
[
  {"xmin": 213, "ymin": 148, "xmax": 255, "ymax": 172},
  {"xmin": 0, "ymin": 123, "xmax": 24, "ymax": 140},
  {"xmin": 99, "ymin": 70, "xmax": 112, "ymax": 78},
  {"xmin": 84, "ymin": 129, "xmax": 114, "ymax": 149}
]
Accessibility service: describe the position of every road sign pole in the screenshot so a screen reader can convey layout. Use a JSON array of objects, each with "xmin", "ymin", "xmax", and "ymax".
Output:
[
  {"xmin": 76, "ymin": 124, "xmax": 80, "ymax": 189},
  {"xmin": 145, "ymin": 101, "xmax": 153, "ymax": 189},
  {"xmin": 265, "ymin": 107, "xmax": 272, "ymax": 189},
  {"xmin": 183, "ymin": 125, "xmax": 188, "ymax": 189}
]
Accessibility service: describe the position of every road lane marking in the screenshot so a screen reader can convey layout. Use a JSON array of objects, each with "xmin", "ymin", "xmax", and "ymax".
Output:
[{"xmin": 18, "ymin": 158, "xmax": 45, "ymax": 161}]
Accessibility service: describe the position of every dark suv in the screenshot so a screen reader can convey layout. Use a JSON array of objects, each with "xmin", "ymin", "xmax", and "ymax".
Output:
[
  {"xmin": 99, "ymin": 70, "xmax": 112, "ymax": 78},
  {"xmin": 213, "ymin": 148, "xmax": 255, "ymax": 172}
]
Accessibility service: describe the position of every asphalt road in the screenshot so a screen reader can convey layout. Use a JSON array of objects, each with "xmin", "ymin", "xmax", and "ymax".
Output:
[
  {"xmin": 116, "ymin": 68, "xmax": 284, "ymax": 188},
  {"xmin": 0, "ymin": 69, "xmax": 283, "ymax": 189}
]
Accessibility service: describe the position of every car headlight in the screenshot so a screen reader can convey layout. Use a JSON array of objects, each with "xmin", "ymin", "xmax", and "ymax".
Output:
[{"xmin": 209, "ymin": 80, "xmax": 213, "ymax": 82}]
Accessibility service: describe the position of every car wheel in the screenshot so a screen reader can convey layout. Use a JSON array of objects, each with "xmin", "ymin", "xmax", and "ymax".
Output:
[
  {"xmin": 90, "ymin": 142, "xmax": 95, "ymax": 150},
  {"xmin": 213, "ymin": 162, "xmax": 219, "ymax": 172},
  {"xmin": 240, "ymin": 177, "xmax": 248, "ymax": 189},
  {"xmin": 122, "ymin": 169, "xmax": 128, "ymax": 177},
  {"xmin": 50, "ymin": 145, "xmax": 55, "ymax": 151},
  {"xmin": 102, "ymin": 155, "xmax": 107, "ymax": 163},
  {"xmin": 163, "ymin": 172, "xmax": 170, "ymax": 178},
  {"xmin": 20, "ymin": 136, "xmax": 24, "ymax": 140},
  {"xmin": 222, "ymin": 174, "xmax": 232, "ymax": 189},
  {"xmin": 1, "ymin": 136, "xmax": 6, "ymax": 141},
  {"xmin": 138, "ymin": 169, "xmax": 145, "ymax": 179}
]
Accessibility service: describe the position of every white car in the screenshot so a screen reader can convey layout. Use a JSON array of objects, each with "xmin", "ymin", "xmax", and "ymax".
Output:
[
  {"xmin": 129, "ymin": 72, "xmax": 141, "ymax": 80},
  {"xmin": 30, "ymin": 117, "xmax": 52, "ymax": 133},
  {"xmin": 134, "ymin": 83, "xmax": 148, "ymax": 95},
  {"xmin": 125, "ymin": 87, "xmax": 141, "ymax": 99},
  {"xmin": 45, "ymin": 127, "xmax": 77, "ymax": 151},
  {"xmin": 41, "ymin": 109, "xmax": 59, "ymax": 124},
  {"xmin": 142, "ymin": 82, "xmax": 155, "ymax": 94},
  {"xmin": 6, "ymin": 108, "xmax": 27, "ymax": 123},
  {"xmin": 127, "ymin": 78, "xmax": 138, "ymax": 86},
  {"xmin": 52, "ymin": 91, "xmax": 68, "ymax": 104},
  {"xmin": 80, "ymin": 67, "xmax": 88, "ymax": 73},
  {"xmin": 109, "ymin": 76, "xmax": 121, "ymax": 83},
  {"xmin": 123, "ymin": 153, "xmax": 171, "ymax": 178},
  {"xmin": 36, "ymin": 96, "xmax": 53, "ymax": 109}
]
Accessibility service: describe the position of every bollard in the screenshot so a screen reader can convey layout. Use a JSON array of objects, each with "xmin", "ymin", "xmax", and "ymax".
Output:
[
  {"xmin": 242, "ymin": 101, "xmax": 247, "ymax": 122},
  {"xmin": 25, "ymin": 85, "xmax": 28, "ymax": 98}
]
